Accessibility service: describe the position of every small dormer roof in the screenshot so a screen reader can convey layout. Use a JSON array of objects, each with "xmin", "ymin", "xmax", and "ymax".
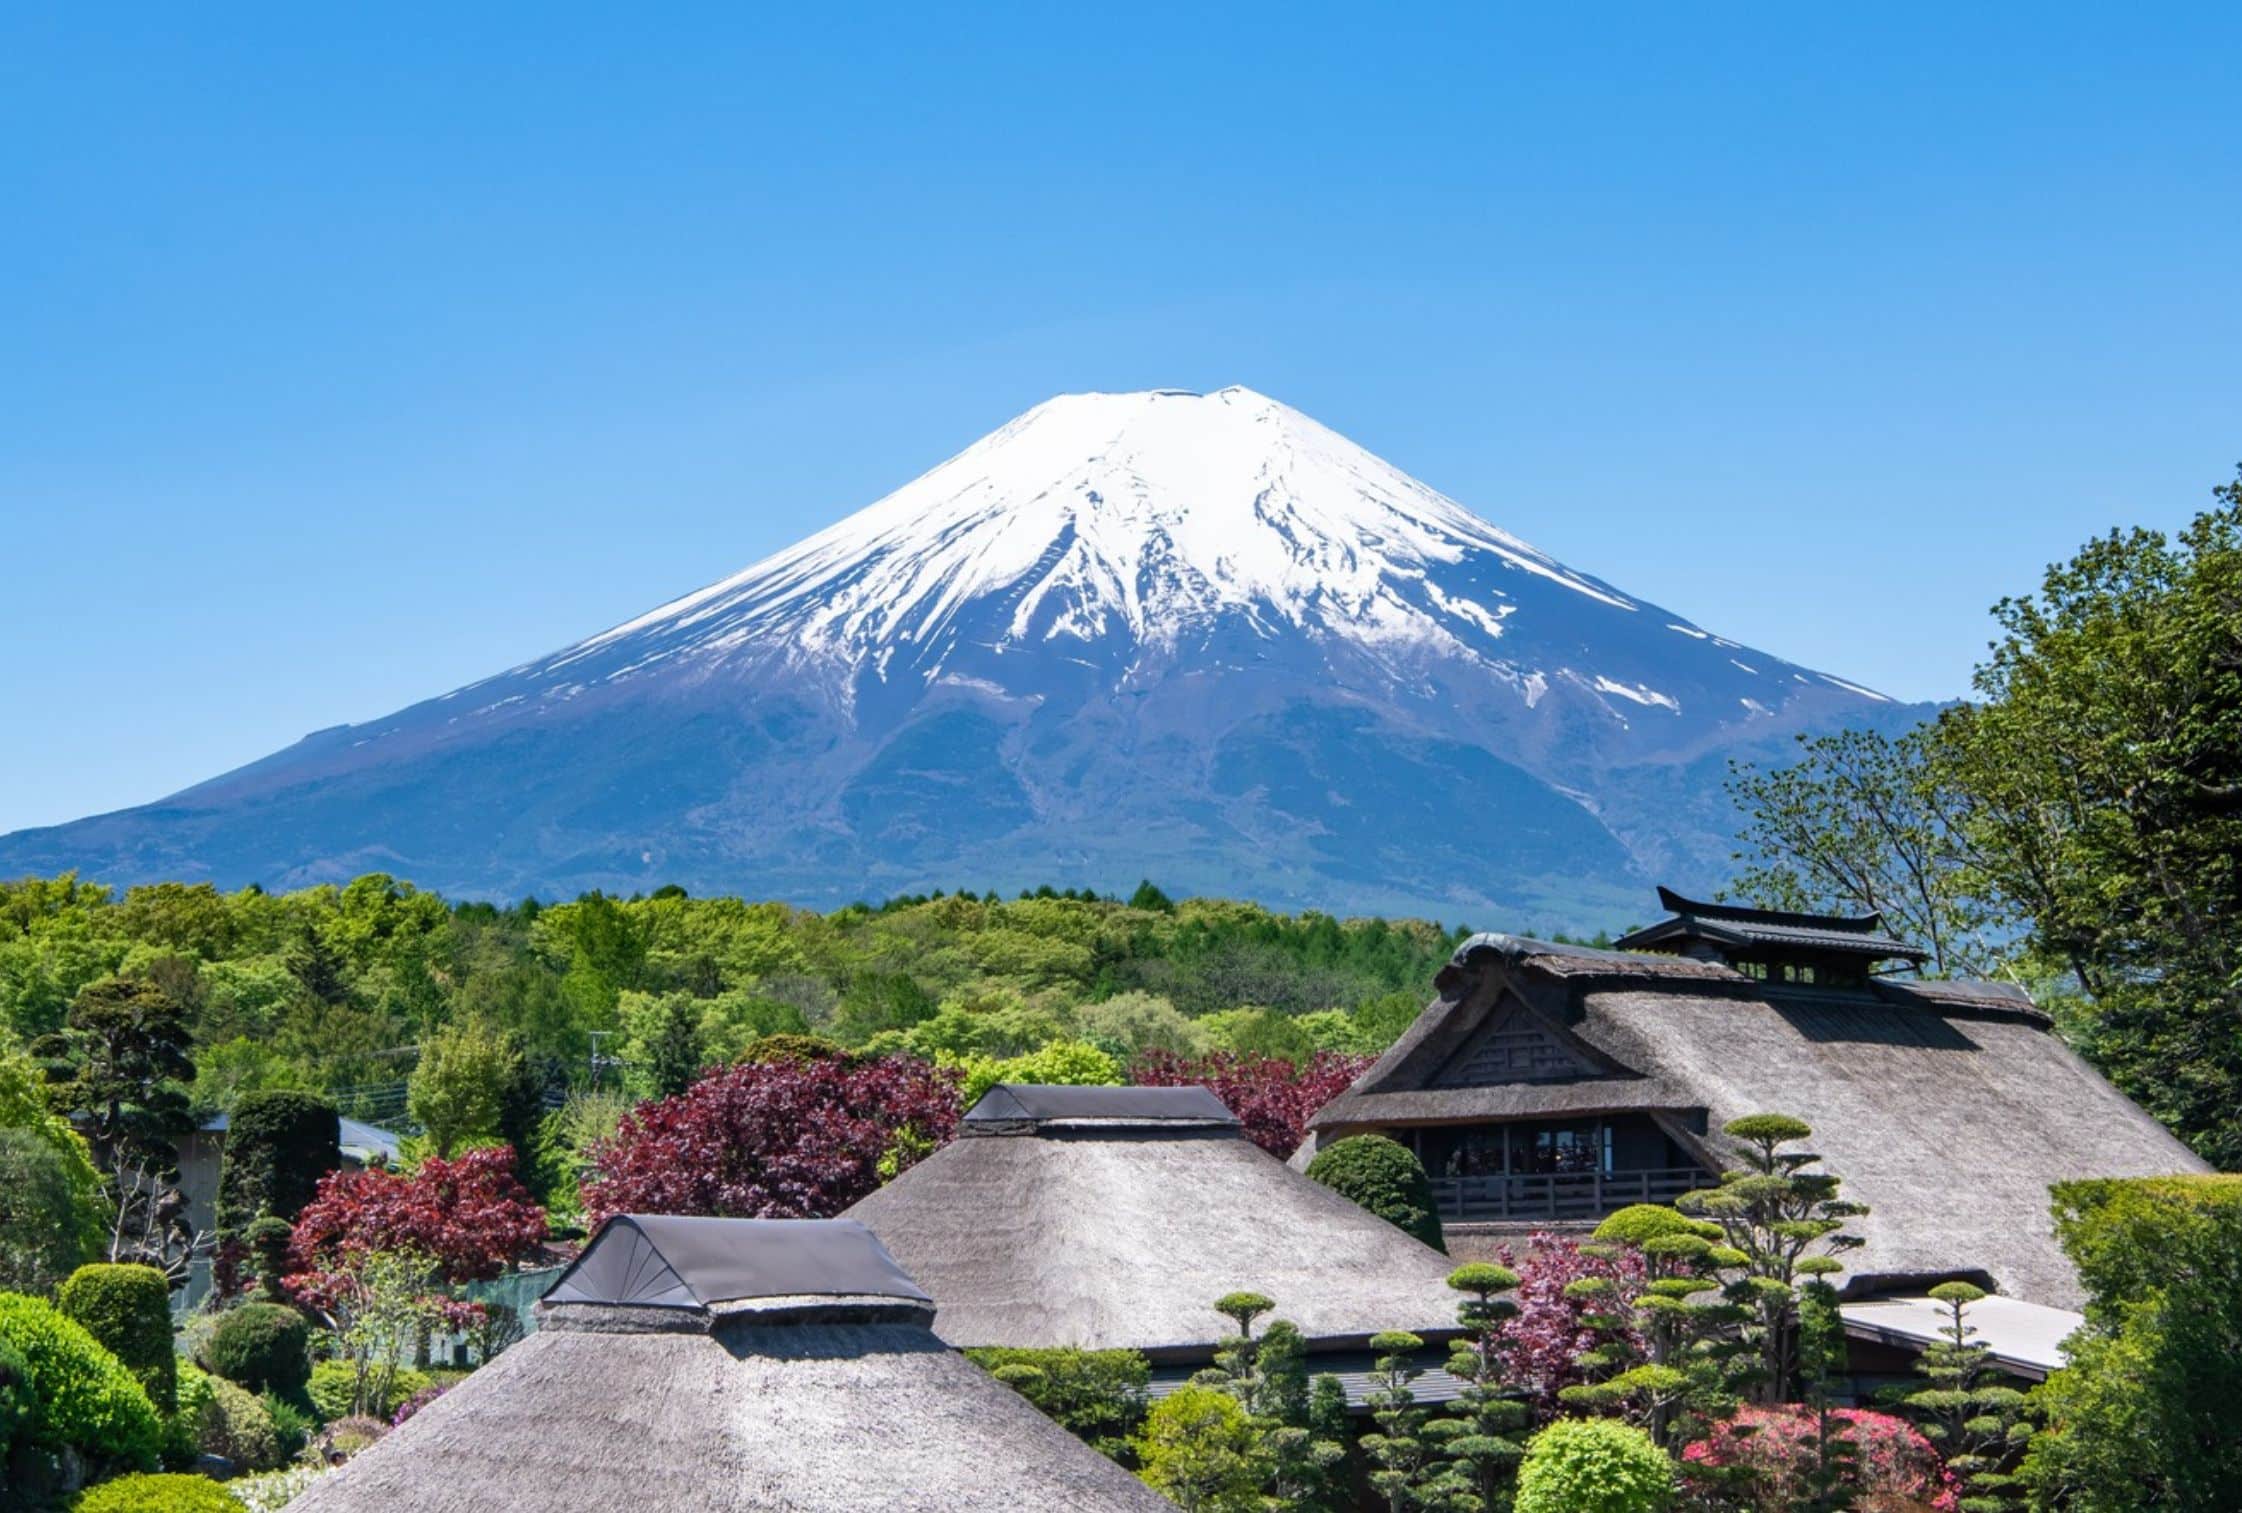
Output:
[
  {"xmin": 541, "ymin": 1215, "xmax": 931, "ymax": 1313},
  {"xmin": 1614, "ymin": 886, "xmax": 1929, "ymax": 966}
]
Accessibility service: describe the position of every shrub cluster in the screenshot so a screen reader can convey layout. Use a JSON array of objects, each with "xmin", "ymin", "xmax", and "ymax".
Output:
[
  {"xmin": 307, "ymin": 1359, "xmax": 432, "ymax": 1423},
  {"xmin": 965, "ymin": 1346, "xmax": 1151, "ymax": 1461},
  {"xmin": 58, "ymin": 1263, "xmax": 178, "ymax": 1414}
]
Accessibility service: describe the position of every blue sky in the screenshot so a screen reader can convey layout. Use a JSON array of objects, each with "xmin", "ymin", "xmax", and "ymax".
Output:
[{"xmin": 3, "ymin": 5, "xmax": 2238, "ymax": 834}]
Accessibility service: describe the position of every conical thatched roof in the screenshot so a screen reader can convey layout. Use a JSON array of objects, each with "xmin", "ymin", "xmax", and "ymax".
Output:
[
  {"xmin": 844, "ymin": 1084, "xmax": 1461, "ymax": 1360},
  {"xmin": 1309, "ymin": 933, "xmax": 2210, "ymax": 1310},
  {"xmin": 286, "ymin": 1217, "xmax": 1171, "ymax": 1513}
]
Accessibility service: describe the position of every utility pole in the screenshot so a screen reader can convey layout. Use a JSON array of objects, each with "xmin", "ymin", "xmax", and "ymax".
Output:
[{"xmin": 587, "ymin": 1031, "xmax": 621, "ymax": 1093}]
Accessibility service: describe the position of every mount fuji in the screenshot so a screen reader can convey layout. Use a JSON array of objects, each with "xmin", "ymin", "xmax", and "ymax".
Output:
[{"xmin": 0, "ymin": 387, "xmax": 1923, "ymax": 925}]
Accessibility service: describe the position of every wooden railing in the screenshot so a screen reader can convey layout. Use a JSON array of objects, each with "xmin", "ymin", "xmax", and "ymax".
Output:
[{"xmin": 1428, "ymin": 1167, "xmax": 1705, "ymax": 1222}]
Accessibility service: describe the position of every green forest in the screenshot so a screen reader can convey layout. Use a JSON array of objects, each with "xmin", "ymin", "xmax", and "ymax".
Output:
[{"xmin": 0, "ymin": 874, "xmax": 1463, "ymax": 1130}]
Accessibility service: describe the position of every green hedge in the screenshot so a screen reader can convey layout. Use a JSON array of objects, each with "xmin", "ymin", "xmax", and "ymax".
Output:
[
  {"xmin": 1515, "ymin": 1417, "xmax": 1673, "ymax": 1513},
  {"xmin": 73, "ymin": 1471, "xmax": 244, "ymax": 1512},
  {"xmin": 1304, "ymin": 1133, "xmax": 1445, "ymax": 1250},
  {"xmin": 58, "ymin": 1263, "xmax": 177, "ymax": 1414},
  {"xmin": 0, "ymin": 1291, "xmax": 161, "ymax": 1472},
  {"xmin": 215, "ymin": 1092, "xmax": 339, "ymax": 1238},
  {"xmin": 205, "ymin": 1303, "xmax": 311, "ymax": 1396}
]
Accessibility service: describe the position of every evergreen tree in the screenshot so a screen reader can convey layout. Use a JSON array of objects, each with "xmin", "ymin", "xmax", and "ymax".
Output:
[
  {"xmin": 1424, "ymin": 1262, "xmax": 1531, "ymax": 1511},
  {"xmin": 1677, "ymin": 1114, "xmax": 1865, "ymax": 1404},
  {"xmin": 1561, "ymin": 1204, "xmax": 1746, "ymax": 1455},
  {"xmin": 31, "ymin": 975, "xmax": 199, "ymax": 1281},
  {"xmin": 1899, "ymin": 1281, "xmax": 2027, "ymax": 1511},
  {"xmin": 1360, "ymin": 1330, "xmax": 1434, "ymax": 1513},
  {"xmin": 645, "ymin": 993, "xmax": 707, "ymax": 1099}
]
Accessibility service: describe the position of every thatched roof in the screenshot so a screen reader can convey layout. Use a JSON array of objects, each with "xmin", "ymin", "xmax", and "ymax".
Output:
[
  {"xmin": 1309, "ymin": 934, "xmax": 2209, "ymax": 1310},
  {"xmin": 846, "ymin": 1085, "xmax": 1461, "ymax": 1360},
  {"xmin": 287, "ymin": 1218, "xmax": 1170, "ymax": 1513}
]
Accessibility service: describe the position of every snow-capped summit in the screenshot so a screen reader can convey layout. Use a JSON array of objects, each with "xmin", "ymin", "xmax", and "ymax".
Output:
[
  {"xmin": 500, "ymin": 386, "xmax": 1871, "ymax": 726},
  {"xmin": 0, "ymin": 388, "xmax": 1919, "ymax": 924}
]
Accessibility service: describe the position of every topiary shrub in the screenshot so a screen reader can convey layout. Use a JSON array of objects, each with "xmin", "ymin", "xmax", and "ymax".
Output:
[
  {"xmin": 1304, "ymin": 1133, "xmax": 1445, "ymax": 1250},
  {"xmin": 306, "ymin": 1359, "xmax": 431, "ymax": 1423},
  {"xmin": 204, "ymin": 1303, "xmax": 311, "ymax": 1396},
  {"xmin": 0, "ymin": 1292, "xmax": 162, "ymax": 1473},
  {"xmin": 1515, "ymin": 1417, "xmax": 1673, "ymax": 1513},
  {"xmin": 198, "ymin": 1374, "xmax": 282, "ymax": 1472},
  {"xmin": 71, "ymin": 1470, "xmax": 244, "ymax": 1512},
  {"xmin": 58, "ymin": 1262, "xmax": 179, "ymax": 1413},
  {"xmin": 215, "ymin": 1092, "xmax": 340, "ymax": 1240}
]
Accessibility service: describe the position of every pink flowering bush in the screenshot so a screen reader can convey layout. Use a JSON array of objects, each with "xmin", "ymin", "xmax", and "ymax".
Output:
[
  {"xmin": 1683, "ymin": 1405, "xmax": 1959, "ymax": 1512},
  {"xmin": 1491, "ymin": 1231, "xmax": 1647, "ymax": 1420}
]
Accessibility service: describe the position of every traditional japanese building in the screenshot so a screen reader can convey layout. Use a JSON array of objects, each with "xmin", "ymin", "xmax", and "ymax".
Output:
[
  {"xmin": 287, "ymin": 1215, "xmax": 1172, "ymax": 1512},
  {"xmin": 846, "ymin": 1084, "xmax": 1462, "ymax": 1367},
  {"xmin": 1301, "ymin": 889, "xmax": 2208, "ymax": 1311}
]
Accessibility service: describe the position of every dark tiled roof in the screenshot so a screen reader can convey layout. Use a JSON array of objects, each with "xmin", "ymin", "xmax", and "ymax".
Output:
[{"xmin": 1614, "ymin": 887, "xmax": 1928, "ymax": 963}]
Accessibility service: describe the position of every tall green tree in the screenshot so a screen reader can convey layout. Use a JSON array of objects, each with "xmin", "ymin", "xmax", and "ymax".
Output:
[
  {"xmin": 1730, "ymin": 476, "xmax": 2242, "ymax": 1164},
  {"xmin": 406, "ymin": 1017, "xmax": 524, "ymax": 1158},
  {"xmin": 32, "ymin": 975, "xmax": 199, "ymax": 1280}
]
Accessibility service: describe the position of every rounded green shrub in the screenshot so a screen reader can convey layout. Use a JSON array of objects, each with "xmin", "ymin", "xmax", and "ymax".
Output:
[
  {"xmin": 198, "ymin": 1375, "xmax": 281, "ymax": 1471},
  {"xmin": 72, "ymin": 1470, "xmax": 244, "ymax": 1512},
  {"xmin": 0, "ymin": 1291, "xmax": 162, "ymax": 1472},
  {"xmin": 306, "ymin": 1359, "xmax": 432, "ymax": 1423},
  {"xmin": 215, "ymin": 1091, "xmax": 340, "ymax": 1238},
  {"xmin": 58, "ymin": 1262, "xmax": 178, "ymax": 1413},
  {"xmin": 1304, "ymin": 1133, "xmax": 1444, "ymax": 1250},
  {"xmin": 205, "ymin": 1303, "xmax": 311, "ymax": 1395},
  {"xmin": 1515, "ymin": 1417, "xmax": 1673, "ymax": 1513}
]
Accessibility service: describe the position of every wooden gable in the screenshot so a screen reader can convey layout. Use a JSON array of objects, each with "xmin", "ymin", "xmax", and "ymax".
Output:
[{"xmin": 1429, "ymin": 997, "xmax": 1606, "ymax": 1088}]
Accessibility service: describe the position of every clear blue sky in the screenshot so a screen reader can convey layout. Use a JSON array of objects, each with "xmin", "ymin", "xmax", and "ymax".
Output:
[{"xmin": 3, "ymin": 5, "xmax": 2238, "ymax": 834}]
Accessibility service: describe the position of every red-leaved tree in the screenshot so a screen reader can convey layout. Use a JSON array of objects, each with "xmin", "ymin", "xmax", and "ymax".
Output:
[
  {"xmin": 287, "ymin": 1145, "xmax": 548, "ymax": 1305},
  {"xmin": 1129, "ymin": 1050, "xmax": 1371, "ymax": 1159},
  {"xmin": 580, "ymin": 1054, "xmax": 962, "ymax": 1228},
  {"xmin": 1492, "ymin": 1230, "xmax": 1648, "ymax": 1421}
]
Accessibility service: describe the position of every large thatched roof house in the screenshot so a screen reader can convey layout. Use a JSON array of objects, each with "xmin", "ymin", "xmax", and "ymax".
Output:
[
  {"xmin": 845, "ymin": 1084, "xmax": 1461, "ymax": 1363},
  {"xmin": 1303, "ymin": 890, "xmax": 2208, "ymax": 1312},
  {"xmin": 287, "ymin": 1216, "xmax": 1171, "ymax": 1512}
]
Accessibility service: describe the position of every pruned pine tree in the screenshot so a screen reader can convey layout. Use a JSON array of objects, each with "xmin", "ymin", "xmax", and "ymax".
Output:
[
  {"xmin": 1677, "ymin": 1114, "xmax": 1866, "ymax": 1405},
  {"xmin": 1360, "ymin": 1330, "xmax": 1434, "ymax": 1513},
  {"xmin": 1901, "ymin": 1281, "xmax": 2028, "ymax": 1512},
  {"xmin": 1559, "ymin": 1204, "xmax": 1746, "ymax": 1459},
  {"xmin": 1419, "ymin": 1262, "xmax": 1531, "ymax": 1511},
  {"xmin": 1191, "ymin": 1293, "xmax": 1348, "ymax": 1512}
]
